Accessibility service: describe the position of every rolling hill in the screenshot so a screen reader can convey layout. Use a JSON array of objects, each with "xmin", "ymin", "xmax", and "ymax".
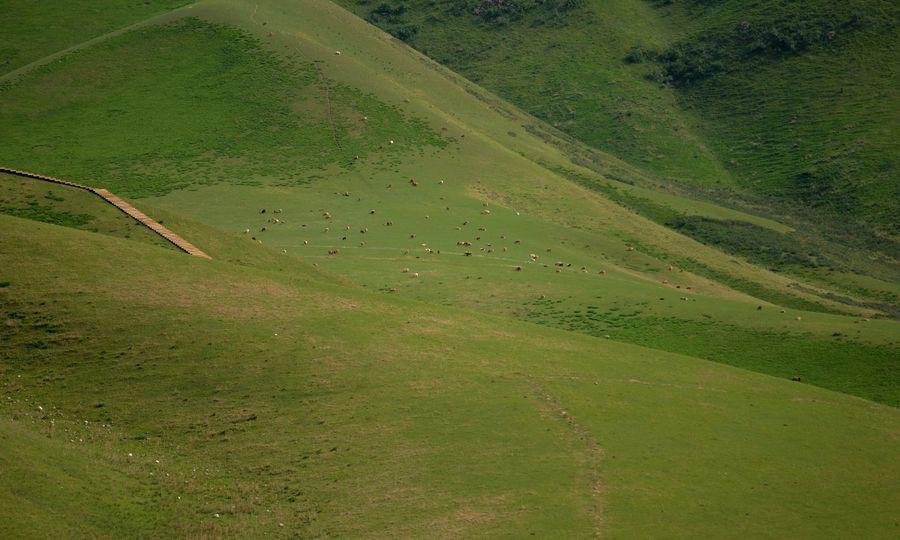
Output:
[
  {"xmin": 334, "ymin": 0, "xmax": 900, "ymax": 310},
  {"xmin": 1, "ymin": 0, "xmax": 898, "ymax": 537}
]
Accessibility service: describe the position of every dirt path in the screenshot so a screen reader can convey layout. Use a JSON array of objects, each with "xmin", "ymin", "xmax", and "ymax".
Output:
[
  {"xmin": 530, "ymin": 381, "xmax": 605, "ymax": 537},
  {"xmin": 0, "ymin": 167, "xmax": 211, "ymax": 259}
]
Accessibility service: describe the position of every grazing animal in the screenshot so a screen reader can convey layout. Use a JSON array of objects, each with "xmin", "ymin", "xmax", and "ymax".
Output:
[
  {"xmin": 515, "ymin": 266, "xmax": 523, "ymax": 271},
  {"xmin": 464, "ymin": 251, "xmax": 473, "ymax": 256},
  {"xmin": 791, "ymin": 376, "xmax": 802, "ymax": 382}
]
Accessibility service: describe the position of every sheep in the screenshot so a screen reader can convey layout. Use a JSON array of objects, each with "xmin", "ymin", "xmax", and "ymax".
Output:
[
  {"xmin": 481, "ymin": 209, "xmax": 491, "ymax": 215},
  {"xmin": 335, "ymin": 50, "xmax": 342, "ymax": 55},
  {"xmin": 303, "ymin": 240, "xmax": 309, "ymax": 245},
  {"xmin": 274, "ymin": 209, "xmax": 283, "ymax": 214},
  {"xmin": 409, "ymin": 234, "xmax": 416, "ymax": 239},
  {"xmin": 463, "ymin": 220, "xmax": 470, "ymax": 226},
  {"xmin": 626, "ymin": 246, "xmax": 635, "ymax": 252},
  {"xmin": 385, "ymin": 221, "xmax": 393, "ymax": 226},
  {"xmin": 598, "ymin": 270, "xmax": 606, "ymax": 275},
  {"xmin": 324, "ymin": 227, "xmax": 330, "ymax": 232},
  {"xmin": 260, "ymin": 208, "xmax": 266, "ymax": 214},
  {"xmin": 360, "ymin": 228, "xmax": 368, "ymax": 234},
  {"xmin": 369, "ymin": 209, "xmax": 376, "ymax": 214},
  {"xmin": 791, "ymin": 376, "xmax": 802, "ymax": 382},
  {"xmin": 409, "ymin": 179, "xmax": 418, "ymax": 187},
  {"xmin": 261, "ymin": 226, "xmax": 267, "ymax": 232},
  {"xmin": 662, "ymin": 280, "xmax": 669, "ymax": 284},
  {"xmin": 328, "ymin": 249, "xmax": 339, "ymax": 255},
  {"xmin": 323, "ymin": 211, "xmax": 332, "ymax": 219},
  {"xmin": 515, "ymin": 265, "xmax": 523, "ymax": 271},
  {"xmin": 412, "ymin": 272, "xmax": 419, "ymax": 278},
  {"xmin": 439, "ymin": 180, "xmax": 444, "ymax": 184},
  {"xmin": 796, "ymin": 316, "xmax": 802, "ymax": 321},
  {"xmin": 389, "ymin": 139, "xmax": 395, "ymax": 145},
  {"xmin": 514, "ymin": 240, "xmax": 521, "ymax": 244},
  {"xmin": 529, "ymin": 253, "xmax": 538, "ymax": 260},
  {"xmin": 402, "ymin": 268, "xmax": 410, "ymax": 273},
  {"xmin": 464, "ymin": 251, "xmax": 473, "ymax": 257},
  {"xmin": 242, "ymin": 228, "xmax": 250, "ymax": 234}
]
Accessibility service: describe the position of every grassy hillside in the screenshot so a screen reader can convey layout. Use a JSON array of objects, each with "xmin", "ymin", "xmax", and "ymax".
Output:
[
  {"xmin": 333, "ymin": 0, "xmax": 900, "ymax": 294},
  {"xmin": 1, "ymin": 0, "xmax": 898, "ymax": 535},
  {"xmin": 0, "ymin": 0, "xmax": 189, "ymax": 75},
  {"xmin": 1, "ymin": 0, "xmax": 897, "ymax": 403},
  {"xmin": 3, "ymin": 213, "xmax": 899, "ymax": 538}
]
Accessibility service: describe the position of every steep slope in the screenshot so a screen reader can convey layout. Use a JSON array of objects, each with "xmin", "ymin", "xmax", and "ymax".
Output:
[
  {"xmin": 332, "ymin": 0, "xmax": 900, "ymax": 299},
  {"xmin": 2, "ymin": 213, "xmax": 899, "ymax": 538},
  {"xmin": 1, "ymin": 0, "xmax": 897, "ymax": 405}
]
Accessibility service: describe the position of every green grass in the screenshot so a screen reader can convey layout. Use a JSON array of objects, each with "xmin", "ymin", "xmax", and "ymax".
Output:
[
  {"xmin": 0, "ymin": 17, "xmax": 446, "ymax": 198},
  {"xmin": 334, "ymin": 0, "xmax": 900, "ymax": 285},
  {"xmin": 1, "ymin": 0, "xmax": 898, "ymax": 535},
  {"xmin": 0, "ymin": 172, "xmax": 174, "ymax": 249},
  {"xmin": 523, "ymin": 299, "xmax": 899, "ymax": 405},
  {"xmin": 2, "ymin": 213, "xmax": 899, "ymax": 538},
  {"xmin": 0, "ymin": 0, "xmax": 189, "ymax": 75}
]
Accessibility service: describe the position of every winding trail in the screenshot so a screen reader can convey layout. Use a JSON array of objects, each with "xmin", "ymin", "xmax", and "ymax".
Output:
[{"xmin": 1, "ymin": 167, "xmax": 211, "ymax": 259}]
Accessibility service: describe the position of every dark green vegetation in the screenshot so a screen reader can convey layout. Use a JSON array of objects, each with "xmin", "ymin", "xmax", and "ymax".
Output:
[
  {"xmin": 524, "ymin": 297, "xmax": 899, "ymax": 405},
  {"xmin": 0, "ymin": 0, "xmax": 189, "ymax": 74},
  {"xmin": 1, "ymin": 0, "xmax": 898, "ymax": 536}
]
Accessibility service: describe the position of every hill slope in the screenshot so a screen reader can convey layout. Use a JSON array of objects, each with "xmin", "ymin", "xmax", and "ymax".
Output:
[
  {"xmin": 333, "ymin": 0, "xmax": 900, "ymax": 294},
  {"xmin": 1, "ymin": 0, "xmax": 899, "ymax": 536},
  {"xmin": 3, "ymin": 211, "xmax": 899, "ymax": 538},
  {"xmin": 1, "ymin": 0, "xmax": 898, "ymax": 404}
]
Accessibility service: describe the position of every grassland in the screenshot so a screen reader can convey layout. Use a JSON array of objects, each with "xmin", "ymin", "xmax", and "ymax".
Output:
[
  {"xmin": 334, "ymin": 0, "xmax": 900, "ymax": 305},
  {"xmin": 3, "ymin": 213, "xmax": 899, "ymax": 538},
  {"xmin": 1, "ymin": 0, "xmax": 898, "ymax": 536}
]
